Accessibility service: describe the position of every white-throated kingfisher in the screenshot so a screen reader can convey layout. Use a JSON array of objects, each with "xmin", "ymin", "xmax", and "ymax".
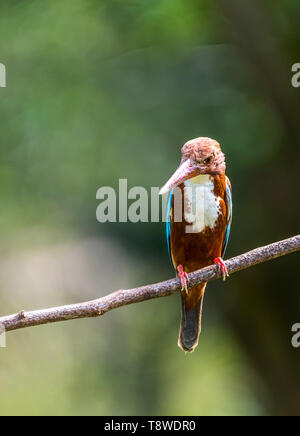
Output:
[{"xmin": 160, "ymin": 137, "xmax": 232, "ymax": 352}]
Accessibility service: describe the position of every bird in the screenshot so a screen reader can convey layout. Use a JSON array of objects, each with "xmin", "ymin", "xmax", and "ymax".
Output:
[{"xmin": 159, "ymin": 137, "xmax": 232, "ymax": 353}]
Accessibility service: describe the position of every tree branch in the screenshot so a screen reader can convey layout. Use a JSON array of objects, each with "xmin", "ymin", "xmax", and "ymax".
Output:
[{"xmin": 0, "ymin": 235, "xmax": 299, "ymax": 333}]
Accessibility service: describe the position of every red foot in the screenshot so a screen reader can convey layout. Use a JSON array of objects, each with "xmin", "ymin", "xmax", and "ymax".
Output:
[
  {"xmin": 177, "ymin": 264, "xmax": 189, "ymax": 294},
  {"xmin": 214, "ymin": 257, "xmax": 229, "ymax": 281}
]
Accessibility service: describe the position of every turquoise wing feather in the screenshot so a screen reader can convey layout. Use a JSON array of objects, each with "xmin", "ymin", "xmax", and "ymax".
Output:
[
  {"xmin": 222, "ymin": 176, "xmax": 232, "ymax": 257},
  {"xmin": 166, "ymin": 189, "xmax": 173, "ymax": 262}
]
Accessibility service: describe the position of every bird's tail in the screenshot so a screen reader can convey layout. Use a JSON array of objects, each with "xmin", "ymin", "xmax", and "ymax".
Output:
[{"xmin": 178, "ymin": 284, "xmax": 206, "ymax": 353}]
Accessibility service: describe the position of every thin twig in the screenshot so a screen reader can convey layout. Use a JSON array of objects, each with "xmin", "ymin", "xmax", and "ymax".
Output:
[{"xmin": 0, "ymin": 235, "xmax": 299, "ymax": 333}]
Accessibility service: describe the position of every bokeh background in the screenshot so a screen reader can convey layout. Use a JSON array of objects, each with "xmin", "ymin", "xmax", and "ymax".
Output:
[{"xmin": 0, "ymin": 0, "xmax": 299, "ymax": 416}]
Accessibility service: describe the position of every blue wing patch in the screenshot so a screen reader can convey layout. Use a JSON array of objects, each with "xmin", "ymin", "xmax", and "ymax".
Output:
[
  {"xmin": 166, "ymin": 189, "xmax": 173, "ymax": 261},
  {"xmin": 222, "ymin": 176, "xmax": 232, "ymax": 257}
]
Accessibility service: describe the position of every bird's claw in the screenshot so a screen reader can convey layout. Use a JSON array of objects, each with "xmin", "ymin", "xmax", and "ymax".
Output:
[
  {"xmin": 214, "ymin": 257, "xmax": 229, "ymax": 281},
  {"xmin": 177, "ymin": 264, "xmax": 189, "ymax": 294}
]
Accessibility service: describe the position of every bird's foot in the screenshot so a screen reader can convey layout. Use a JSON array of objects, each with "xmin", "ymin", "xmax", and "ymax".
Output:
[
  {"xmin": 177, "ymin": 264, "xmax": 189, "ymax": 294},
  {"xmin": 214, "ymin": 257, "xmax": 229, "ymax": 281}
]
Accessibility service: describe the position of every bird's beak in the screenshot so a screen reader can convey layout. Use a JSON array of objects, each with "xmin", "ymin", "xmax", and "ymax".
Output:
[{"xmin": 159, "ymin": 159, "xmax": 197, "ymax": 195}]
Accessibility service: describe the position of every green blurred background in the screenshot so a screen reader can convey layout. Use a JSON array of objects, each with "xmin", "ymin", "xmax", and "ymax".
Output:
[{"xmin": 0, "ymin": 0, "xmax": 299, "ymax": 416}]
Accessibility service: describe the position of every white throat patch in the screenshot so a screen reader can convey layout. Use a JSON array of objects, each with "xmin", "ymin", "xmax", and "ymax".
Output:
[{"xmin": 184, "ymin": 175, "xmax": 221, "ymax": 233}]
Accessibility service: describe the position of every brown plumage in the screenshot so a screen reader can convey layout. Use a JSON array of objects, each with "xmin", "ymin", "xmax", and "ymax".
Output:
[{"xmin": 160, "ymin": 137, "xmax": 232, "ymax": 352}]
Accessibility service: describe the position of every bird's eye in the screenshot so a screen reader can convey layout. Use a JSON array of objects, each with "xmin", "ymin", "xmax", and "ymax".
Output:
[{"xmin": 204, "ymin": 157, "xmax": 211, "ymax": 164}]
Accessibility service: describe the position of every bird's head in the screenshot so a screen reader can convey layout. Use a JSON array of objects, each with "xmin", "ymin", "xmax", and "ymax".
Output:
[{"xmin": 159, "ymin": 137, "xmax": 226, "ymax": 195}]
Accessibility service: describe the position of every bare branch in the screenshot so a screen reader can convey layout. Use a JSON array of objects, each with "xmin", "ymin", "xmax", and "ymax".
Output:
[{"xmin": 0, "ymin": 235, "xmax": 299, "ymax": 333}]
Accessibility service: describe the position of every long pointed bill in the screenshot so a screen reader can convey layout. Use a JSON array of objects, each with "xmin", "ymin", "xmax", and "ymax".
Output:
[{"xmin": 159, "ymin": 159, "xmax": 197, "ymax": 195}]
